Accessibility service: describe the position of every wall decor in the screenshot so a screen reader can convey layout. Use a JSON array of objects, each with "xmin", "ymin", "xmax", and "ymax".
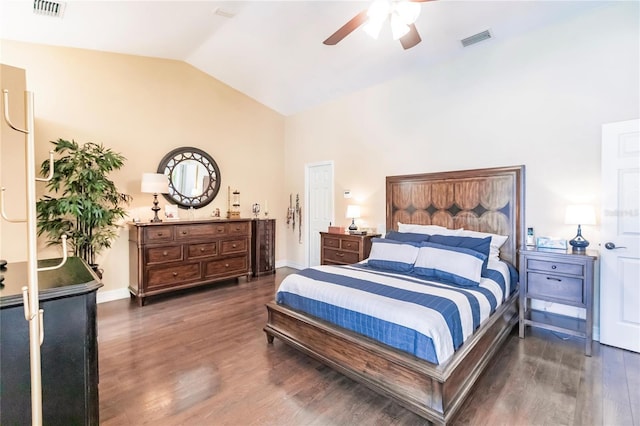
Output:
[{"xmin": 158, "ymin": 146, "xmax": 221, "ymax": 209}]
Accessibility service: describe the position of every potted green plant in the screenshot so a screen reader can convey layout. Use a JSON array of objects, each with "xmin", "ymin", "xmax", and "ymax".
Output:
[{"xmin": 36, "ymin": 138, "xmax": 131, "ymax": 277}]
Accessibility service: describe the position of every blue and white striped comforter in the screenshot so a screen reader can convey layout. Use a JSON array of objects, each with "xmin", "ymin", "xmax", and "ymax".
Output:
[{"xmin": 276, "ymin": 260, "xmax": 513, "ymax": 365}]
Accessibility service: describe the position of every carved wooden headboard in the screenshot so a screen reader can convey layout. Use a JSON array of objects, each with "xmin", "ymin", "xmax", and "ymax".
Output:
[{"xmin": 385, "ymin": 166, "xmax": 525, "ymax": 268}]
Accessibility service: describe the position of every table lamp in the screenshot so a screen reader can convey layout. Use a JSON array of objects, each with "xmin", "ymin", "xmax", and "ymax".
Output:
[
  {"xmin": 565, "ymin": 204, "xmax": 596, "ymax": 252},
  {"xmin": 346, "ymin": 205, "xmax": 361, "ymax": 231},
  {"xmin": 141, "ymin": 173, "xmax": 169, "ymax": 223}
]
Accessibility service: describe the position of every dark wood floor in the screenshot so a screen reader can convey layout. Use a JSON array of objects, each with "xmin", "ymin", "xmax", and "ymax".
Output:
[{"xmin": 98, "ymin": 268, "xmax": 639, "ymax": 425}]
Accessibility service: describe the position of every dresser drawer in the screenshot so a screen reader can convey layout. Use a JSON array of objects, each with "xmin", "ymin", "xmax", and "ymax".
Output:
[
  {"xmin": 220, "ymin": 238, "xmax": 248, "ymax": 255},
  {"xmin": 527, "ymin": 272, "xmax": 583, "ymax": 304},
  {"xmin": 228, "ymin": 221, "xmax": 249, "ymax": 235},
  {"xmin": 147, "ymin": 263, "xmax": 201, "ymax": 288},
  {"xmin": 146, "ymin": 246, "xmax": 183, "ymax": 264},
  {"xmin": 527, "ymin": 258, "xmax": 583, "ymax": 276},
  {"xmin": 323, "ymin": 248, "xmax": 360, "ymax": 264},
  {"xmin": 204, "ymin": 256, "xmax": 248, "ymax": 277},
  {"xmin": 144, "ymin": 227, "xmax": 174, "ymax": 243},
  {"xmin": 187, "ymin": 242, "xmax": 218, "ymax": 259},
  {"xmin": 341, "ymin": 238, "xmax": 360, "ymax": 252},
  {"xmin": 175, "ymin": 223, "xmax": 226, "ymax": 240}
]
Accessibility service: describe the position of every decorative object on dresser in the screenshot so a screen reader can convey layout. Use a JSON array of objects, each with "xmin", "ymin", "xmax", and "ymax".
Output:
[
  {"xmin": 227, "ymin": 186, "xmax": 241, "ymax": 219},
  {"xmin": 320, "ymin": 232, "xmax": 380, "ymax": 265},
  {"xmin": 141, "ymin": 172, "xmax": 169, "ymax": 223},
  {"xmin": 252, "ymin": 203, "xmax": 260, "ymax": 218},
  {"xmin": 346, "ymin": 204, "xmax": 361, "ymax": 231},
  {"xmin": 265, "ymin": 165, "xmax": 525, "ymax": 425},
  {"xmin": 251, "ymin": 219, "xmax": 276, "ymax": 277},
  {"xmin": 129, "ymin": 219, "xmax": 251, "ymax": 306},
  {"xmin": 564, "ymin": 204, "xmax": 596, "ymax": 252},
  {"xmin": 519, "ymin": 247, "xmax": 597, "ymax": 355},
  {"xmin": 158, "ymin": 146, "xmax": 221, "ymax": 209},
  {"xmin": 1, "ymin": 257, "xmax": 102, "ymax": 424}
]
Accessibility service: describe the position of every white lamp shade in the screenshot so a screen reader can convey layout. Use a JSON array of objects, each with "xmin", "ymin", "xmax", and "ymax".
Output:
[
  {"xmin": 141, "ymin": 173, "xmax": 169, "ymax": 194},
  {"xmin": 564, "ymin": 204, "xmax": 596, "ymax": 225},
  {"xmin": 346, "ymin": 205, "xmax": 361, "ymax": 219}
]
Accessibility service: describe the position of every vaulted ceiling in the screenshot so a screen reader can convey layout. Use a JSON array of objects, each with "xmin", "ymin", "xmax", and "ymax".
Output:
[{"xmin": 0, "ymin": 1, "xmax": 608, "ymax": 115}]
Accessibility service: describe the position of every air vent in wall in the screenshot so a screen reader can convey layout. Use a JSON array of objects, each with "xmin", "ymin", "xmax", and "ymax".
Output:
[
  {"xmin": 33, "ymin": 0, "xmax": 66, "ymax": 17},
  {"xmin": 461, "ymin": 30, "xmax": 491, "ymax": 47}
]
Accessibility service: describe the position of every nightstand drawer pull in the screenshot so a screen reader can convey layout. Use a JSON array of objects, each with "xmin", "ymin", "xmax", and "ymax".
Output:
[
  {"xmin": 336, "ymin": 252, "xmax": 344, "ymax": 257},
  {"xmin": 551, "ymin": 265, "xmax": 557, "ymax": 269},
  {"xmin": 546, "ymin": 277, "xmax": 562, "ymax": 281}
]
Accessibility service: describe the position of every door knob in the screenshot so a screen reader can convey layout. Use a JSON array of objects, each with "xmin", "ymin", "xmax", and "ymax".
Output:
[{"xmin": 605, "ymin": 242, "xmax": 627, "ymax": 250}]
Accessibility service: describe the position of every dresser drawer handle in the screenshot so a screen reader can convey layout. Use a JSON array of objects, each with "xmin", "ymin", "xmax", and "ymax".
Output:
[
  {"xmin": 546, "ymin": 277, "xmax": 562, "ymax": 282},
  {"xmin": 172, "ymin": 272, "xmax": 178, "ymax": 277},
  {"xmin": 232, "ymin": 244, "xmax": 237, "ymax": 248},
  {"xmin": 225, "ymin": 263, "xmax": 229, "ymax": 268},
  {"xmin": 163, "ymin": 251, "xmax": 168, "ymax": 256},
  {"xmin": 235, "ymin": 226, "xmax": 241, "ymax": 231},
  {"xmin": 336, "ymin": 252, "xmax": 344, "ymax": 257},
  {"xmin": 345, "ymin": 243, "xmax": 352, "ymax": 248},
  {"xmin": 200, "ymin": 247, "xmax": 205, "ymax": 252},
  {"xmin": 181, "ymin": 230, "xmax": 188, "ymax": 235},
  {"xmin": 157, "ymin": 232, "xmax": 163, "ymax": 236}
]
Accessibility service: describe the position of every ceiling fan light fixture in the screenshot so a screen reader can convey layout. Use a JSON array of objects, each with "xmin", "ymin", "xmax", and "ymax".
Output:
[
  {"xmin": 394, "ymin": 1, "xmax": 421, "ymax": 25},
  {"xmin": 363, "ymin": 18, "xmax": 386, "ymax": 39},
  {"xmin": 367, "ymin": 0, "xmax": 391, "ymax": 22},
  {"xmin": 390, "ymin": 13, "xmax": 410, "ymax": 40}
]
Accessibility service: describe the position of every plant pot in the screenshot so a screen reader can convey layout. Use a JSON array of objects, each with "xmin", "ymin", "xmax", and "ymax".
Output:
[{"xmin": 89, "ymin": 264, "xmax": 103, "ymax": 280}]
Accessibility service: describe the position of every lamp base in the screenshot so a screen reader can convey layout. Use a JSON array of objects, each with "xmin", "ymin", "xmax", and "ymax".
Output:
[
  {"xmin": 569, "ymin": 224, "xmax": 588, "ymax": 252},
  {"xmin": 348, "ymin": 218, "xmax": 358, "ymax": 231},
  {"xmin": 150, "ymin": 193, "xmax": 162, "ymax": 223}
]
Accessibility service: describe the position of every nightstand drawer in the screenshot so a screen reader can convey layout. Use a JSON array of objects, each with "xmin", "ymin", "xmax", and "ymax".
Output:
[
  {"xmin": 527, "ymin": 272, "xmax": 583, "ymax": 304},
  {"xmin": 323, "ymin": 236, "xmax": 341, "ymax": 249},
  {"xmin": 527, "ymin": 258, "xmax": 583, "ymax": 276},
  {"xmin": 323, "ymin": 248, "xmax": 359, "ymax": 264},
  {"xmin": 341, "ymin": 239, "xmax": 360, "ymax": 252}
]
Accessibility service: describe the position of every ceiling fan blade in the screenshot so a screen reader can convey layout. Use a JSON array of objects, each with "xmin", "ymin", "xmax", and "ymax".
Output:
[
  {"xmin": 323, "ymin": 9, "xmax": 369, "ymax": 45},
  {"xmin": 399, "ymin": 24, "xmax": 421, "ymax": 50}
]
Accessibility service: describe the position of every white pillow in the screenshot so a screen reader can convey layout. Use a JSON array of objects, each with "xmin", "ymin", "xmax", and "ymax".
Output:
[
  {"xmin": 413, "ymin": 242, "xmax": 485, "ymax": 287},
  {"xmin": 368, "ymin": 238, "xmax": 419, "ymax": 273},
  {"xmin": 397, "ymin": 222, "xmax": 463, "ymax": 236},
  {"xmin": 458, "ymin": 229, "xmax": 508, "ymax": 259}
]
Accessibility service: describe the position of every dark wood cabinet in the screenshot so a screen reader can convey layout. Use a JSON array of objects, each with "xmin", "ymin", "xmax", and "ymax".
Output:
[
  {"xmin": 251, "ymin": 219, "xmax": 276, "ymax": 277},
  {"xmin": 129, "ymin": 219, "xmax": 252, "ymax": 306},
  {"xmin": 518, "ymin": 247, "xmax": 597, "ymax": 356},
  {"xmin": 0, "ymin": 257, "xmax": 102, "ymax": 425},
  {"xmin": 320, "ymin": 232, "xmax": 380, "ymax": 266}
]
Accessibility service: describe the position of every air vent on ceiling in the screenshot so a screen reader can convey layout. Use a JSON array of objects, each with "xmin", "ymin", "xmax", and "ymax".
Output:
[
  {"xmin": 461, "ymin": 30, "xmax": 492, "ymax": 48},
  {"xmin": 33, "ymin": 0, "xmax": 66, "ymax": 17}
]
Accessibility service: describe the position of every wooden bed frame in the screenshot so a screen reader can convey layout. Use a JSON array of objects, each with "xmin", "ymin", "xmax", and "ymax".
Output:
[{"xmin": 264, "ymin": 165, "xmax": 525, "ymax": 425}]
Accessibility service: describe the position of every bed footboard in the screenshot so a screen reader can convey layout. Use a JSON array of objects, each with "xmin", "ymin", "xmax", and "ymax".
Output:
[{"xmin": 264, "ymin": 290, "xmax": 519, "ymax": 425}]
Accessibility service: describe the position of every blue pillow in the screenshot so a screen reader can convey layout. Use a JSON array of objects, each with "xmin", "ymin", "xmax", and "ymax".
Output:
[
  {"xmin": 367, "ymin": 238, "xmax": 419, "ymax": 273},
  {"xmin": 413, "ymin": 242, "xmax": 487, "ymax": 287},
  {"xmin": 385, "ymin": 231, "xmax": 430, "ymax": 244},
  {"xmin": 428, "ymin": 235, "xmax": 491, "ymax": 277}
]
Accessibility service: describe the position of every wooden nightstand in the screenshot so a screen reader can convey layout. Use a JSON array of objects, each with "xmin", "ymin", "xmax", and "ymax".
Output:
[
  {"xmin": 519, "ymin": 247, "xmax": 598, "ymax": 356},
  {"xmin": 320, "ymin": 232, "xmax": 381, "ymax": 266}
]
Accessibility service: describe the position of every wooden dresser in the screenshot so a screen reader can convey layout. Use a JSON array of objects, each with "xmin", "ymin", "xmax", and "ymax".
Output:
[
  {"xmin": 251, "ymin": 219, "xmax": 276, "ymax": 277},
  {"xmin": 129, "ymin": 219, "xmax": 251, "ymax": 306},
  {"xmin": 320, "ymin": 232, "xmax": 380, "ymax": 266}
]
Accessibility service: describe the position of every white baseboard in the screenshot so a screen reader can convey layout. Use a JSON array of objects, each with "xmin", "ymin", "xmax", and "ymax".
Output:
[
  {"xmin": 277, "ymin": 259, "xmax": 304, "ymax": 270},
  {"xmin": 97, "ymin": 287, "xmax": 130, "ymax": 304}
]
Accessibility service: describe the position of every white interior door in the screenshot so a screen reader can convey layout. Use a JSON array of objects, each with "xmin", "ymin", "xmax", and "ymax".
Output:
[
  {"xmin": 306, "ymin": 162, "xmax": 334, "ymax": 267},
  {"xmin": 600, "ymin": 119, "xmax": 640, "ymax": 353}
]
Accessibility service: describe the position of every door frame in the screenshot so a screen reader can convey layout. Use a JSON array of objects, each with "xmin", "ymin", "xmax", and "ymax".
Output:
[{"xmin": 305, "ymin": 160, "xmax": 334, "ymax": 268}]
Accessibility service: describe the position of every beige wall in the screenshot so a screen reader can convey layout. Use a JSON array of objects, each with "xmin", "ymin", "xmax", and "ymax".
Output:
[
  {"xmin": 0, "ymin": 64, "xmax": 28, "ymax": 262},
  {"xmin": 0, "ymin": 41, "xmax": 286, "ymax": 296},
  {"xmin": 283, "ymin": 3, "xmax": 639, "ymax": 327}
]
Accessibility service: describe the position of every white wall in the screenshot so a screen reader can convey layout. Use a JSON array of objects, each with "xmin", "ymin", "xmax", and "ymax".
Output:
[{"xmin": 283, "ymin": 2, "xmax": 639, "ymax": 331}]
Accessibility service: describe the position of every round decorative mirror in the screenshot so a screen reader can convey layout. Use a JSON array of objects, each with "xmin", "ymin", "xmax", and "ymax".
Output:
[{"xmin": 158, "ymin": 147, "xmax": 221, "ymax": 208}]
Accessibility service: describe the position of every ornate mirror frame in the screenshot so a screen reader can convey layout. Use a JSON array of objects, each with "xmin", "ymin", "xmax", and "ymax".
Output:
[{"xmin": 158, "ymin": 146, "xmax": 221, "ymax": 209}]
